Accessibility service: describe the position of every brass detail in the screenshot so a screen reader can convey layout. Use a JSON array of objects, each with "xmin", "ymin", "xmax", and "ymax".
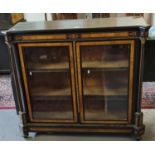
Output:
[
  {"xmin": 141, "ymin": 38, "xmax": 145, "ymax": 45},
  {"xmin": 128, "ymin": 32, "xmax": 137, "ymax": 37},
  {"xmin": 76, "ymin": 40, "xmax": 135, "ymax": 124},
  {"xmin": 18, "ymin": 111, "xmax": 25, "ymax": 125},
  {"xmin": 18, "ymin": 42, "xmax": 78, "ymax": 123},
  {"xmin": 18, "ymin": 111, "xmax": 27, "ymax": 128},
  {"xmin": 135, "ymin": 112, "xmax": 143, "ymax": 127},
  {"xmin": 140, "ymin": 31, "xmax": 148, "ymax": 37},
  {"xmin": 140, "ymin": 31, "xmax": 146, "ymax": 37},
  {"xmin": 15, "ymin": 34, "xmax": 67, "ymax": 41},
  {"xmin": 4, "ymin": 35, "xmax": 11, "ymax": 49},
  {"xmin": 80, "ymin": 32, "xmax": 137, "ymax": 38},
  {"xmin": 67, "ymin": 34, "xmax": 80, "ymax": 39}
]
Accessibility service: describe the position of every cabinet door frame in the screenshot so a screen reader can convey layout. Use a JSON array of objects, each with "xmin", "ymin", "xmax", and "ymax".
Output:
[
  {"xmin": 18, "ymin": 42, "xmax": 78, "ymax": 123},
  {"xmin": 76, "ymin": 40, "xmax": 135, "ymax": 124}
]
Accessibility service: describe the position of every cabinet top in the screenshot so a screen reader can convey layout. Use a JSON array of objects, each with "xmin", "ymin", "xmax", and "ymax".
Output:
[{"xmin": 7, "ymin": 17, "xmax": 148, "ymax": 34}]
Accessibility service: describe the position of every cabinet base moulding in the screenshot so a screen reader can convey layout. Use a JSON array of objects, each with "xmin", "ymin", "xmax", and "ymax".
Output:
[{"xmin": 21, "ymin": 125, "xmax": 145, "ymax": 140}]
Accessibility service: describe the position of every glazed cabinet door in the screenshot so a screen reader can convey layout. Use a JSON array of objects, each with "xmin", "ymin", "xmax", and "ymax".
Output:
[
  {"xmin": 18, "ymin": 42, "xmax": 77, "ymax": 123},
  {"xmin": 76, "ymin": 40, "xmax": 135, "ymax": 124}
]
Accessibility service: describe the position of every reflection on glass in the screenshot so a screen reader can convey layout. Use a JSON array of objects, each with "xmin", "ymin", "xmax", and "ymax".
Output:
[
  {"xmin": 24, "ymin": 46, "xmax": 70, "ymax": 70},
  {"xmin": 22, "ymin": 46, "xmax": 74, "ymax": 120},
  {"xmin": 80, "ymin": 44, "xmax": 130, "ymax": 121}
]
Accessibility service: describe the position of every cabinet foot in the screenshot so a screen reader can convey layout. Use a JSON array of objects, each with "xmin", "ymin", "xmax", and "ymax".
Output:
[
  {"xmin": 133, "ymin": 112, "xmax": 145, "ymax": 140},
  {"xmin": 135, "ymin": 136, "xmax": 142, "ymax": 141},
  {"xmin": 22, "ymin": 129, "xmax": 29, "ymax": 138},
  {"xmin": 19, "ymin": 125, "xmax": 29, "ymax": 138},
  {"xmin": 133, "ymin": 125, "xmax": 145, "ymax": 141},
  {"xmin": 23, "ymin": 132, "xmax": 29, "ymax": 138}
]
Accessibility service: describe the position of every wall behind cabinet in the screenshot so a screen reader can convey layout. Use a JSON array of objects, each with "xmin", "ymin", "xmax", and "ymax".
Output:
[
  {"xmin": 24, "ymin": 13, "xmax": 46, "ymax": 21},
  {"xmin": 23, "ymin": 13, "xmax": 152, "ymax": 25}
]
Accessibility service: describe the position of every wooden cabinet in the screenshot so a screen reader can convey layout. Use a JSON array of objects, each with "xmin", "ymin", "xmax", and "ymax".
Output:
[
  {"xmin": 0, "ymin": 32, "xmax": 10, "ymax": 73},
  {"xmin": 143, "ymin": 40, "xmax": 155, "ymax": 81},
  {"xmin": 0, "ymin": 13, "xmax": 24, "ymax": 73},
  {"xmin": 0, "ymin": 13, "xmax": 24, "ymax": 30},
  {"xmin": 7, "ymin": 17, "xmax": 148, "ymax": 140}
]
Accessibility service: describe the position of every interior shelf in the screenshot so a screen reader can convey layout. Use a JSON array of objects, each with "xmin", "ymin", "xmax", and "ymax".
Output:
[
  {"xmin": 33, "ymin": 111, "xmax": 73, "ymax": 120},
  {"xmin": 85, "ymin": 111, "xmax": 127, "ymax": 121},
  {"xmin": 28, "ymin": 69, "xmax": 69, "ymax": 73},
  {"xmin": 84, "ymin": 86, "xmax": 128, "ymax": 96},
  {"xmin": 83, "ymin": 95, "xmax": 127, "ymax": 100},
  {"xmin": 31, "ymin": 95, "xmax": 71, "ymax": 101},
  {"xmin": 30, "ymin": 86, "xmax": 127, "ymax": 97},
  {"xmin": 31, "ymin": 87, "xmax": 71, "ymax": 97},
  {"xmin": 82, "ymin": 60, "xmax": 128, "ymax": 69},
  {"xmin": 27, "ymin": 62, "xmax": 69, "ymax": 70}
]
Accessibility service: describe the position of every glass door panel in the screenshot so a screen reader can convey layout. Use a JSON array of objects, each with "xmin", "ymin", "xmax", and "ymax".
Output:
[
  {"xmin": 18, "ymin": 43, "xmax": 77, "ymax": 122},
  {"xmin": 83, "ymin": 70, "xmax": 128, "ymax": 120},
  {"xmin": 76, "ymin": 40, "xmax": 134, "ymax": 123},
  {"xmin": 24, "ymin": 46, "xmax": 70, "ymax": 70}
]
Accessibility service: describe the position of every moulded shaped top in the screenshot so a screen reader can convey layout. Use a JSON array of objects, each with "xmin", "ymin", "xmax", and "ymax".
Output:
[{"xmin": 7, "ymin": 16, "xmax": 148, "ymax": 34}]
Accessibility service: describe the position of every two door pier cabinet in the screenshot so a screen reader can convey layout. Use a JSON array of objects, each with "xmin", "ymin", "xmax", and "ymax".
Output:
[{"xmin": 6, "ymin": 17, "xmax": 149, "ymax": 140}]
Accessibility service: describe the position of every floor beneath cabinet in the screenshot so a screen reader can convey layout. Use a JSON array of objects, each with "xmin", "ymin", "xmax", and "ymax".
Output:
[{"xmin": 0, "ymin": 109, "xmax": 154, "ymax": 141}]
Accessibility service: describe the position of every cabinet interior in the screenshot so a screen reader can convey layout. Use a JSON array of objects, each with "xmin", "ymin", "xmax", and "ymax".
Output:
[{"xmin": 19, "ymin": 41, "xmax": 132, "ymax": 122}]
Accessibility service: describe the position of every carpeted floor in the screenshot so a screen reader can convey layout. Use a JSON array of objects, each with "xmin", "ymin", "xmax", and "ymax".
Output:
[
  {"xmin": 0, "ymin": 75, "xmax": 15, "ymax": 109},
  {"xmin": 0, "ymin": 75, "xmax": 155, "ymax": 109},
  {"xmin": 142, "ymin": 82, "xmax": 155, "ymax": 108}
]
